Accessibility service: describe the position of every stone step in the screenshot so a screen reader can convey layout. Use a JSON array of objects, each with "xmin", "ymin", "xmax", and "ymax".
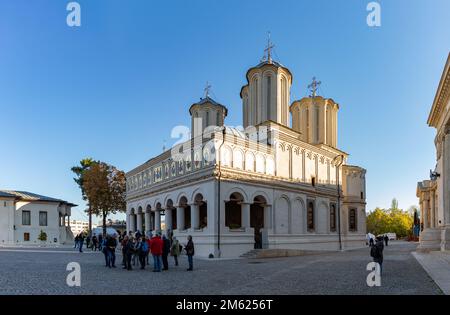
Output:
[{"xmin": 240, "ymin": 248, "xmax": 322, "ymax": 259}]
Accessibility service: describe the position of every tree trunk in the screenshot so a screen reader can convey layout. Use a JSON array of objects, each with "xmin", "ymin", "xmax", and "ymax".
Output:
[
  {"xmin": 103, "ymin": 210, "xmax": 107, "ymax": 236},
  {"xmin": 88, "ymin": 206, "xmax": 92, "ymax": 237}
]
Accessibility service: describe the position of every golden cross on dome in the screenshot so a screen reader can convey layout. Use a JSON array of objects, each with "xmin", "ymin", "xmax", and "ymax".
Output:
[
  {"xmin": 308, "ymin": 77, "xmax": 322, "ymax": 97},
  {"xmin": 204, "ymin": 81, "xmax": 212, "ymax": 98},
  {"xmin": 264, "ymin": 32, "xmax": 275, "ymax": 63}
]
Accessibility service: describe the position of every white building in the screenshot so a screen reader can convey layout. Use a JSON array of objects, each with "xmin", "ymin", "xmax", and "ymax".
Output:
[
  {"xmin": 126, "ymin": 48, "xmax": 367, "ymax": 258},
  {"xmin": 70, "ymin": 220, "xmax": 97, "ymax": 236},
  {"xmin": 417, "ymin": 53, "xmax": 450, "ymax": 251},
  {"xmin": 0, "ymin": 190, "xmax": 76, "ymax": 245}
]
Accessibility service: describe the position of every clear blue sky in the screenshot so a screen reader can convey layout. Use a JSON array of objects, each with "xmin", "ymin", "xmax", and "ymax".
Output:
[{"xmin": 1, "ymin": 0, "xmax": 449, "ymax": 221}]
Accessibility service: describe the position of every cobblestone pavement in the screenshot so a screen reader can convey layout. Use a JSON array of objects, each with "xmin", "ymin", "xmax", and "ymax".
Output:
[{"xmin": 0, "ymin": 241, "xmax": 442, "ymax": 295}]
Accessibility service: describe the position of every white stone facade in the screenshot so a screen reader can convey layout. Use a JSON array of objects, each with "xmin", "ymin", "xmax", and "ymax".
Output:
[
  {"xmin": 417, "ymin": 53, "xmax": 450, "ymax": 252},
  {"xmin": 126, "ymin": 55, "xmax": 367, "ymax": 258},
  {"xmin": 0, "ymin": 191, "xmax": 75, "ymax": 246}
]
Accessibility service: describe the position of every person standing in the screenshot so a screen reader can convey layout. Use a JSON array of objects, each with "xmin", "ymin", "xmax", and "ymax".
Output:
[
  {"xmin": 121, "ymin": 235, "xmax": 129, "ymax": 267},
  {"xmin": 185, "ymin": 235, "xmax": 195, "ymax": 271},
  {"xmin": 123, "ymin": 237, "xmax": 135, "ymax": 271},
  {"xmin": 86, "ymin": 235, "xmax": 91, "ymax": 249},
  {"xmin": 103, "ymin": 235, "xmax": 110, "ymax": 267},
  {"xmin": 92, "ymin": 234, "xmax": 98, "ymax": 251},
  {"xmin": 138, "ymin": 236, "xmax": 149, "ymax": 270},
  {"xmin": 78, "ymin": 233, "xmax": 85, "ymax": 253},
  {"xmin": 170, "ymin": 237, "xmax": 180, "ymax": 266},
  {"xmin": 149, "ymin": 232, "xmax": 163, "ymax": 272},
  {"xmin": 74, "ymin": 234, "xmax": 79, "ymax": 249},
  {"xmin": 162, "ymin": 235, "xmax": 170, "ymax": 271},
  {"xmin": 107, "ymin": 234, "xmax": 118, "ymax": 268},
  {"xmin": 384, "ymin": 234, "xmax": 389, "ymax": 246},
  {"xmin": 98, "ymin": 234, "xmax": 103, "ymax": 251},
  {"xmin": 370, "ymin": 236, "xmax": 385, "ymax": 276},
  {"xmin": 369, "ymin": 234, "xmax": 374, "ymax": 247}
]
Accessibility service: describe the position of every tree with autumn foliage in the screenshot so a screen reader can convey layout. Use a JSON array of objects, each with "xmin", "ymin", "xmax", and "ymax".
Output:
[
  {"xmin": 82, "ymin": 161, "xmax": 126, "ymax": 236},
  {"xmin": 366, "ymin": 198, "xmax": 415, "ymax": 238}
]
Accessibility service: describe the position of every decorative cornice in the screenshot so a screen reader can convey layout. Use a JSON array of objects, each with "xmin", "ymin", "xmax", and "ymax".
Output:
[{"xmin": 428, "ymin": 53, "xmax": 450, "ymax": 128}]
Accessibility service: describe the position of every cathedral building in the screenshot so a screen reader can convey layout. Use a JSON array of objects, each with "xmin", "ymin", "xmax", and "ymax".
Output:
[
  {"xmin": 126, "ymin": 46, "xmax": 367, "ymax": 258},
  {"xmin": 417, "ymin": 53, "xmax": 450, "ymax": 252}
]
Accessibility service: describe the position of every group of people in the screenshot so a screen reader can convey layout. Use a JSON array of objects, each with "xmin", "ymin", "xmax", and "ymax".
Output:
[
  {"xmin": 74, "ymin": 233, "xmax": 104, "ymax": 253},
  {"xmin": 75, "ymin": 230, "xmax": 195, "ymax": 272},
  {"xmin": 121, "ymin": 231, "xmax": 194, "ymax": 272}
]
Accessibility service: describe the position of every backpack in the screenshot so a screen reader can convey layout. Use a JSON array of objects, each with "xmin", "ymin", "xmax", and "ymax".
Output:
[
  {"xmin": 370, "ymin": 245, "xmax": 378, "ymax": 258},
  {"xmin": 141, "ymin": 242, "xmax": 148, "ymax": 253}
]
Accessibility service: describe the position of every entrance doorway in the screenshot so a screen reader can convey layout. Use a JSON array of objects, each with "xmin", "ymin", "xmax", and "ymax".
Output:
[{"xmin": 251, "ymin": 196, "xmax": 266, "ymax": 249}]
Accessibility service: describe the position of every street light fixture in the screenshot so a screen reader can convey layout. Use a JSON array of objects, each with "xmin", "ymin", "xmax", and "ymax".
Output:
[{"xmin": 332, "ymin": 154, "xmax": 344, "ymax": 251}]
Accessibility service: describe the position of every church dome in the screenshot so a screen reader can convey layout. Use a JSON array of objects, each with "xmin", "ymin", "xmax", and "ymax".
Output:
[{"xmin": 189, "ymin": 96, "xmax": 228, "ymax": 116}]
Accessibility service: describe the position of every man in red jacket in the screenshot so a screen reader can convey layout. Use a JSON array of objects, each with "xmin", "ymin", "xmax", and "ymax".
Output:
[{"xmin": 149, "ymin": 232, "xmax": 163, "ymax": 272}]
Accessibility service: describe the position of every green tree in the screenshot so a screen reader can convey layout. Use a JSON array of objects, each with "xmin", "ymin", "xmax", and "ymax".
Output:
[
  {"xmin": 71, "ymin": 158, "xmax": 95, "ymax": 236},
  {"xmin": 37, "ymin": 230, "xmax": 47, "ymax": 242},
  {"xmin": 83, "ymin": 161, "xmax": 126, "ymax": 236},
  {"xmin": 366, "ymin": 203, "xmax": 414, "ymax": 238}
]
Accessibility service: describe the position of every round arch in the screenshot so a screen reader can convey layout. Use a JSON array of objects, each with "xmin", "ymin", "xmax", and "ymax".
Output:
[{"xmin": 225, "ymin": 186, "xmax": 249, "ymax": 203}]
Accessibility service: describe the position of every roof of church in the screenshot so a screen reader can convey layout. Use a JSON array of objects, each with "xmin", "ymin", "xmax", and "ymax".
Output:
[
  {"xmin": 0, "ymin": 190, "xmax": 77, "ymax": 206},
  {"xmin": 189, "ymin": 96, "xmax": 228, "ymax": 116},
  {"xmin": 240, "ymin": 59, "xmax": 293, "ymax": 97}
]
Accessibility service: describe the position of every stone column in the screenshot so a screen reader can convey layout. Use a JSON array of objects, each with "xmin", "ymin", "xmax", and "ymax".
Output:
[
  {"xmin": 191, "ymin": 204, "xmax": 199, "ymax": 230},
  {"xmin": 177, "ymin": 207, "xmax": 185, "ymax": 231},
  {"xmin": 137, "ymin": 213, "xmax": 143, "ymax": 233},
  {"xmin": 145, "ymin": 210, "xmax": 151, "ymax": 234},
  {"xmin": 423, "ymin": 197, "xmax": 429, "ymax": 229},
  {"xmin": 442, "ymin": 132, "xmax": 450, "ymax": 250},
  {"xmin": 155, "ymin": 210, "xmax": 161, "ymax": 232},
  {"xmin": 430, "ymin": 190, "xmax": 436, "ymax": 228},
  {"xmin": 165, "ymin": 208, "xmax": 173, "ymax": 232},
  {"xmin": 67, "ymin": 216, "xmax": 70, "ymax": 226},
  {"xmin": 241, "ymin": 203, "xmax": 251, "ymax": 229},
  {"xmin": 126, "ymin": 213, "xmax": 131, "ymax": 233},
  {"xmin": 130, "ymin": 214, "xmax": 136, "ymax": 232},
  {"xmin": 264, "ymin": 205, "xmax": 272, "ymax": 229}
]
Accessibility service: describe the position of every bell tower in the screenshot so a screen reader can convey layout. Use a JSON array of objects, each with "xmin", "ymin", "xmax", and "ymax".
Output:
[
  {"xmin": 189, "ymin": 83, "xmax": 228, "ymax": 138},
  {"xmin": 240, "ymin": 35, "xmax": 292, "ymax": 128},
  {"xmin": 290, "ymin": 78, "xmax": 339, "ymax": 147}
]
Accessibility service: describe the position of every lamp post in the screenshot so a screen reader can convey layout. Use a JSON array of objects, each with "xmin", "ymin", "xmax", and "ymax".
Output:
[
  {"xmin": 216, "ymin": 126, "xmax": 227, "ymax": 258},
  {"xmin": 332, "ymin": 154, "xmax": 344, "ymax": 251}
]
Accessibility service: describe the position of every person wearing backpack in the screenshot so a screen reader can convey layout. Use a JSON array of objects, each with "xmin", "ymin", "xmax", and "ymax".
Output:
[
  {"xmin": 138, "ymin": 236, "xmax": 149, "ymax": 270},
  {"xmin": 370, "ymin": 236, "xmax": 384, "ymax": 275}
]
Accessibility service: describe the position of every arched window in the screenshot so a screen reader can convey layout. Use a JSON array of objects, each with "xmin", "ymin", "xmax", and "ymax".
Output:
[
  {"xmin": 349, "ymin": 209, "xmax": 357, "ymax": 232},
  {"xmin": 225, "ymin": 193, "xmax": 243, "ymax": 229},
  {"xmin": 206, "ymin": 111, "xmax": 210, "ymax": 127},
  {"xmin": 216, "ymin": 111, "xmax": 220, "ymax": 126},
  {"xmin": 330, "ymin": 204, "xmax": 336, "ymax": 232},
  {"xmin": 307, "ymin": 201, "xmax": 315, "ymax": 231}
]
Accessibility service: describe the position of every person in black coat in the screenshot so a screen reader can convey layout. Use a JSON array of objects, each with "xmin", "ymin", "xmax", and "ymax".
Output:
[
  {"xmin": 185, "ymin": 235, "xmax": 195, "ymax": 271},
  {"xmin": 78, "ymin": 234, "xmax": 85, "ymax": 253},
  {"xmin": 123, "ymin": 237, "xmax": 135, "ymax": 271},
  {"xmin": 371, "ymin": 236, "xmax": 384, "ymax": 275},
  {"xmin": 384, "ymin": 234, "xmax": 389, "ymax": 246},
  {"xmin": 162, "ymin": 235, "xmax": 171, "ymax": 270}
]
